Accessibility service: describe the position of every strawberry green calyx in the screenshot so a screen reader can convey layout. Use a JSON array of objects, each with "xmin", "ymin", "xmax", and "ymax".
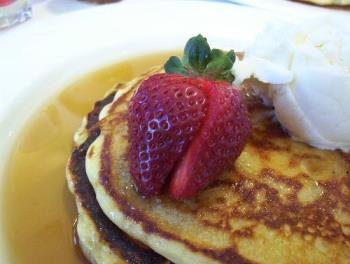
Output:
[
  {"xmin": 183, "ymin": 34, "xmax": 211, "ymax": 72},
  {"xmin": 164, "ymin": 34, "xmax": 236, "ymax": 83}
]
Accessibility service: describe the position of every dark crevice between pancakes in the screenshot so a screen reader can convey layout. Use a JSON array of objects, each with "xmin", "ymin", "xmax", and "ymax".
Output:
[{"xmin": 69, "ymin": 90, "xmax": 171, "ymax": 264}]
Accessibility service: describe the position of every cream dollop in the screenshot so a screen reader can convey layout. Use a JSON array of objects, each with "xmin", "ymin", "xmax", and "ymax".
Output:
[{"xmin": 232, "ymin": 18, "xmax": 350, "ymax": 151}]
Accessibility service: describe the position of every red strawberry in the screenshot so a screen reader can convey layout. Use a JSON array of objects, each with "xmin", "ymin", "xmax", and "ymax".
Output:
[
  {"xmin": 128, "ymin": 73, "xmax": 209, "ymax": 196},
  {"xmin": 128, "ymin": 35, "xmax": 252, "ymax": 199},
  {"xmin": 168, "ymin": 81, "xmax": 251, "ymax": 199}
]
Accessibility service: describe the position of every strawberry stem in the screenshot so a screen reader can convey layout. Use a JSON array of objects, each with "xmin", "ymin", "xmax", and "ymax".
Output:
[{"xmin": 164, "ymin": 34, "xmax": 236, "ymax": 83}]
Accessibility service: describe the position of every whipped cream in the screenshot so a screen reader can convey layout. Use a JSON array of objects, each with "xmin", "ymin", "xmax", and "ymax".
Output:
[{"xmin": 232, "ymin": 18, "xmax": 350, "ymax": 152}]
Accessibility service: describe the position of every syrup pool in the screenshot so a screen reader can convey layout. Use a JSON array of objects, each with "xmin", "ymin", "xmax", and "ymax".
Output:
[{"xmin": 2, "ymin": 51, "xmax": 177, "ymax": 264}]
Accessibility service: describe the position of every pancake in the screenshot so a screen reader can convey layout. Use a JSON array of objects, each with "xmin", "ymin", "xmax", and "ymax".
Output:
[
  {"xmin": 82, "ymin": 66, "xmax": 350, "ymax": 263},
  {"xmin": 296, "ymin": 0, "xmax": 350, "ymax": 5},
  {"xmin": 67, "ymin": 67, "xmax": 171, "ymax": 264}
]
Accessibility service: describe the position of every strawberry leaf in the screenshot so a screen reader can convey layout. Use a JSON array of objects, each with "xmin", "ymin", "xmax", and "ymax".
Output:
[
  {"xmin": 227, "ymin": 50, "xmax": 236, "ymax": 64},
  {"xmin": 164, "ymin": 56, "xmax": 190, "ymax": 76},
  {"xmin": 183, "ymin": 34, "xmax": 211, "ymax": 73},
  {"xmin": 165, "ymin": 35, "xmax": 236, "ymax": 83},
  {"xmin": 204, "ymin": 49, "xmax": 236, "ymax": 82}
]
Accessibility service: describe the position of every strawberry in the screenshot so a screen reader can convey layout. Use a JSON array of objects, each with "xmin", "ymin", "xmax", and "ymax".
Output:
[
  {"xmin": 128, "ymin": 74, "xmax": 209, "ymax": 196},
  {"xmin": 128, "ymin": 35, "xmax": 251, "ymax": 199},
  {"xmin": 169, "ymin": 82, "xmax": 251, "ymax": 199}
]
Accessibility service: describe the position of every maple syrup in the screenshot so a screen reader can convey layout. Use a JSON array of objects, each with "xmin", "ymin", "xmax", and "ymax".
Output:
[{"xmin": 2, "ymin": 51, "xmax": 178, "ymax": 264}]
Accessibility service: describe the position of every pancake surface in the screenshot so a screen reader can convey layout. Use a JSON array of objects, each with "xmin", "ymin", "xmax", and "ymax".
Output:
[
  {"xmin": 76, "ymin": 67, "xmax": 350, "ymax": 263},
  {"xmin": 67, "ymin": 68, "xmax": 172, "ymax": 264}
]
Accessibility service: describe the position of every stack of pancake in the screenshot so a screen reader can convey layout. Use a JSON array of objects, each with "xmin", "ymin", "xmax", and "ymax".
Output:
[{"xmin": 67, "ymin": 67, "xmax": 350, "ymax": 264}]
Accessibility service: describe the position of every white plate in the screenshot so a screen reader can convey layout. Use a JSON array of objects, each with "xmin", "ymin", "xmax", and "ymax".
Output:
[{"xmin": 0, "ymin": 0, "xmax": 314, "ymax": 261}]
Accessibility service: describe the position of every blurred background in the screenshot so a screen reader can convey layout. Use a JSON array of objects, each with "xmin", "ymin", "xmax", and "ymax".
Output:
[{"xmin": 1, "ymin": 0, "xmax": 349, "ymax": 31}]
